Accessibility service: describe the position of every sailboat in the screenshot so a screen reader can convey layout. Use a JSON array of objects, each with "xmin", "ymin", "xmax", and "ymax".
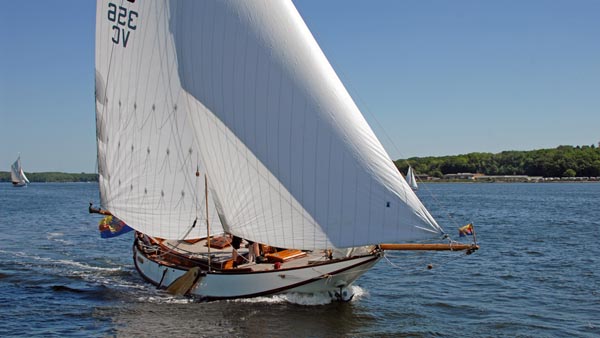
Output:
[
  {"xmin": 406, "ymin": 166, "xmax": 418, "ymax": 191},
  {"xmin": 93, "ymin": 0, "xmax": 477, "ymax": 301},
  {"xmin": 11, "ymin": 155, "xmax": 30, "ymax": 187}
]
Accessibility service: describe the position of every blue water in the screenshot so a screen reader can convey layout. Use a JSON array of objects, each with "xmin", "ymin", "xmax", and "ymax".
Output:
[{"xmin": 0, "ymin": 182, "xmax": 598, "ymax": 337}]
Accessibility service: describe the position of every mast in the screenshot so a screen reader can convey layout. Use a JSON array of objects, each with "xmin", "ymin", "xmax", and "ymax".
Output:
[{"xmin": 205, "ymin": 174, "xmax": 211, "ymax": 270}]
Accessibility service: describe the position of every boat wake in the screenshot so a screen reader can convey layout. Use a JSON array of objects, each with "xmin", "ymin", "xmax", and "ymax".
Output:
[
  {"xmin": 131, "ymin": 285, "xmax": 368, "ymax": 306},
  {"xmin": 46, "ymin": 232, "xmax": 74, "ymax": 245},
  {"xmin": 0, "ymin": 249, "xmax": 143, "ymax": 293},
  {"xmin": 137, "ymin": 295, "xmax": 197, "ymax": 304},
  {"xmin": 230, "ymin": 285, "xmax": 368, "ymax": 306},
  {"xmin": 1, "ymin": 250, "xmax": 122, "ymax": 273}
]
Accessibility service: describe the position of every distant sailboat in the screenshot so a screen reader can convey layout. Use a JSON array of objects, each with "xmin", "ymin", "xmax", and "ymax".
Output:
[
  {"xmin": 406, "ymin": 166, "xmax": 418, "ymax": 191},
  {"xmin": 93, "ymin": 0, "xmax": 477, "ymax": 301},
  {"xmin": 11, "ymin": 155, "xmax": 29, "ymax": 187}
]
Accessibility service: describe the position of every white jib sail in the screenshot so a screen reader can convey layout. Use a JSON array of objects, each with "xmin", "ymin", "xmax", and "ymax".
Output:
[
  {"xmin": 95, "ymin": 0, "xmax": 443, "ymax": 248},
  {"xmin": 20, "ymin": 169, "xmax": 30, "ymax": 183},
  {"xmin": 95, "ymin": 1, "xmax": 223, "ymax": 239}
]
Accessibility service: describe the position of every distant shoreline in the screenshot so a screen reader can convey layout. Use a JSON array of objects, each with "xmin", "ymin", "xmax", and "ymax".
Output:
[
  {"xmin": 396, "ymin": 145, "xmax": 600, "ymax": 179},
  {"xmin": 6, "ymin": 145, "xmax": 598, "ymax": 183},
  {"xmin": 1, "ymin": 172, "xmax": 598, "ymax": 184},
  {"xmin": 0, "ymin": 172, "xmax": 98, "ymax": 183},
  {"xmin": 421, "ymin": 179, "xmax": 599, "ymax": 184},
  {"xmin": 420, "ymin": 174, "xmax": 599, "ymax": 183}
]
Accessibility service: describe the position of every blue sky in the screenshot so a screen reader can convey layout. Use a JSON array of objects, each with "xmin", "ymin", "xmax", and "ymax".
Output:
[{"xmin": 1, "ymin": 0, "xmax": 599, "ymax": 173}]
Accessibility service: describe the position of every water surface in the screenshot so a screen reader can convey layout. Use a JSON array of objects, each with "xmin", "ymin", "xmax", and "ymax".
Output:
[{"xmin": 1, "ymin": 182, "xmax": 598, "ymax": 337}]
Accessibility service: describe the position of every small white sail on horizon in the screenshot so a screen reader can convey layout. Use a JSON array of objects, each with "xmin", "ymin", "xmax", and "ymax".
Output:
[
  {"xmin": 406, "ymin": 166, "xmax": 418, "ymax": 191},
  {"xmin": 10, "ymin": 155, "xmax": 29, "ymax": 187}
]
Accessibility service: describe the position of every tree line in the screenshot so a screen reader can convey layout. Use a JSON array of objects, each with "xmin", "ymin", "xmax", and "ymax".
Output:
[
  {"xmin": 0, "ymin": 172, "xmax": 98, "ymax": 183},
  {"xmin": 2, "ymin": 145, "xmax": 599, "ymax": 182},
  {"xmin": 395, "ymin": 145, "xmax": 600, "ymax": 178}
]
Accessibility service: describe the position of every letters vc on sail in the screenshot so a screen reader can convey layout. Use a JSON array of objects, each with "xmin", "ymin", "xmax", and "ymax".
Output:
[{"xmin": 107, "ymin": 2, "xmax": 137, "ymax": 48}]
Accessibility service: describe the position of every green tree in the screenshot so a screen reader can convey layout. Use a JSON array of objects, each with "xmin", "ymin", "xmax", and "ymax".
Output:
[
  {"xmin": 394, "ymin": 144, "xmax": 600, "ymax": 178},
  {"xmin": 562, "ymin": 169, "xmax": 576, "ymax": 177},
  {"xmin": 590, "ymin": 160, "xmax": 600, "ymax": 177}
]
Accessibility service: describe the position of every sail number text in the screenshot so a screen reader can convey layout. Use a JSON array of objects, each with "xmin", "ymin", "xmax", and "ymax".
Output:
[{"xmin": 107, "ymin": 3, "xmax": 137, "ymax": 48}]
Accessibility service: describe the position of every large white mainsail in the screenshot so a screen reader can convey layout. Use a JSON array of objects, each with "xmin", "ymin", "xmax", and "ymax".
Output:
[{"xmin": 95, "ymin": 1, "xmax": 443, "ymax": 248}]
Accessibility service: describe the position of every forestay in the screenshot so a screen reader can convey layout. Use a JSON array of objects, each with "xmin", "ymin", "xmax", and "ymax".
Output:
[{"xmin": 95, "ymin": 0, "xmax": 443, "ymax": 249}]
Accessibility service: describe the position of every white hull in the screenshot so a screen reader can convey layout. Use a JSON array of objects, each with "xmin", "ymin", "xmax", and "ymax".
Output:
[{"xmin": 133, "ymin": 244, "xmax": 381, "ymax": 301}]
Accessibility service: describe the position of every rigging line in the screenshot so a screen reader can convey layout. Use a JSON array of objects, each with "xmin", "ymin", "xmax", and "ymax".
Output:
[
  {"xmin": 276, "ymin": 67, "xmax": 286, "ymax": 246},
  {"xmin": 382, "ymin": 253, "xmax": 425, "ymax": 272},
  {"xmin": 312, "ymin": 103, "xmax": 320, "ymax": 250},
  {"xmin": 157, "ymin": 218, "xmax": 199, "ymax": 258},
  {"xmin": 232, "ymin": 246, "xmax": 253, "ymax": 264},
  {"xmin": 192, "ymin": 2, "xmax": 239, "ymax": 236},
  {"xmin": 253, "ymin": 40, "xmax": 269, "ymax": 247},
  {"xmin": 383, "ymin": 249, "xmax": 472, "ymax": 272},
  {"xmin": 241, "ymin": 23, "xmax": 261, "ymax": 244},
  {"xmin": 182, "ymin": 2, "xmax": 222, "ymax": 203},
  {"xmin": 146, "ymin": 2, "xmax": 168, "ymax": 234},
  {"xmin": 307, "ymin": 27, "xmax": 468, "ymax": 233},
  {"xmin": 186, "ymin": 96, "xmax": 226, "ymax": 234},
  {"xmin": 184, "ymin": 100, "xmax": 219, "ymax": 228},
  {"xmin": 408, "ymin": 165, "xmax": 463, "ymax": 230},
  {"xmin": 383, "ymin": 252, "xmax": 435, "ymax": 272},
  {"xmin": 288, "ymin": 84, "xmax": 296, "ymax": 247},
  {"xmin": 341, "ymin": 76, "xmax": 461, "ymax": 231},
  {"xmin": 264, "ymin": 42, "xmax": 277, "ymax": 247},
  {"xmin": 431, "ymin": 250, "xmax": 475, "ymax": 267},
  {"xmin": 162, "ymin": 4, "xmax": 204, "ymax": 237}
]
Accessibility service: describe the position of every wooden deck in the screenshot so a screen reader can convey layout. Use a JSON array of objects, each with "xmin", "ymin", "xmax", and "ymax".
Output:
[{"xmin": 156, "ymin": 236, "xmax": 330, "ymax": 272}]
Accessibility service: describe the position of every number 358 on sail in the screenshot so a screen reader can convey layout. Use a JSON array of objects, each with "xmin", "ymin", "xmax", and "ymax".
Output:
[{"xmin": 107, "ymin": 2, "xmax": 137, "ymax": 48}]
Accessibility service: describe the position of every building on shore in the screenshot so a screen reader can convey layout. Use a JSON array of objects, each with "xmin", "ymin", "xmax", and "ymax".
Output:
[
  {"xmin": 473, "ymin": 175, "xmax": 542, "ymax": 182},
  {"xmin": 440, "ymin": 173, "xmax": 597, "ymax": 182},
  {"xmin": 442, "ymin": 173, "xmax": 484, "ymax": 180}
]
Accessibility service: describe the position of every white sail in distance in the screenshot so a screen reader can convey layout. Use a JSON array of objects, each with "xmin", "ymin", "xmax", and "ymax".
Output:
[
  {"xmin": 95, "ymin": 0, "xmax": 443, "ymax": 248},
  {"xmin": 11, "ymin": 156, "xmax": 29, "ymax": 184},
  {"xmin": 407, "ymin": 166, "xmax": 418, "ymax": 191}
]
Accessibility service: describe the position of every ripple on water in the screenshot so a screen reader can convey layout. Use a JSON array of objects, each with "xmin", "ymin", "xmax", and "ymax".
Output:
[{"xmin": 2, "ymin": 183, "xmax": 600, "ymax": 337}]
